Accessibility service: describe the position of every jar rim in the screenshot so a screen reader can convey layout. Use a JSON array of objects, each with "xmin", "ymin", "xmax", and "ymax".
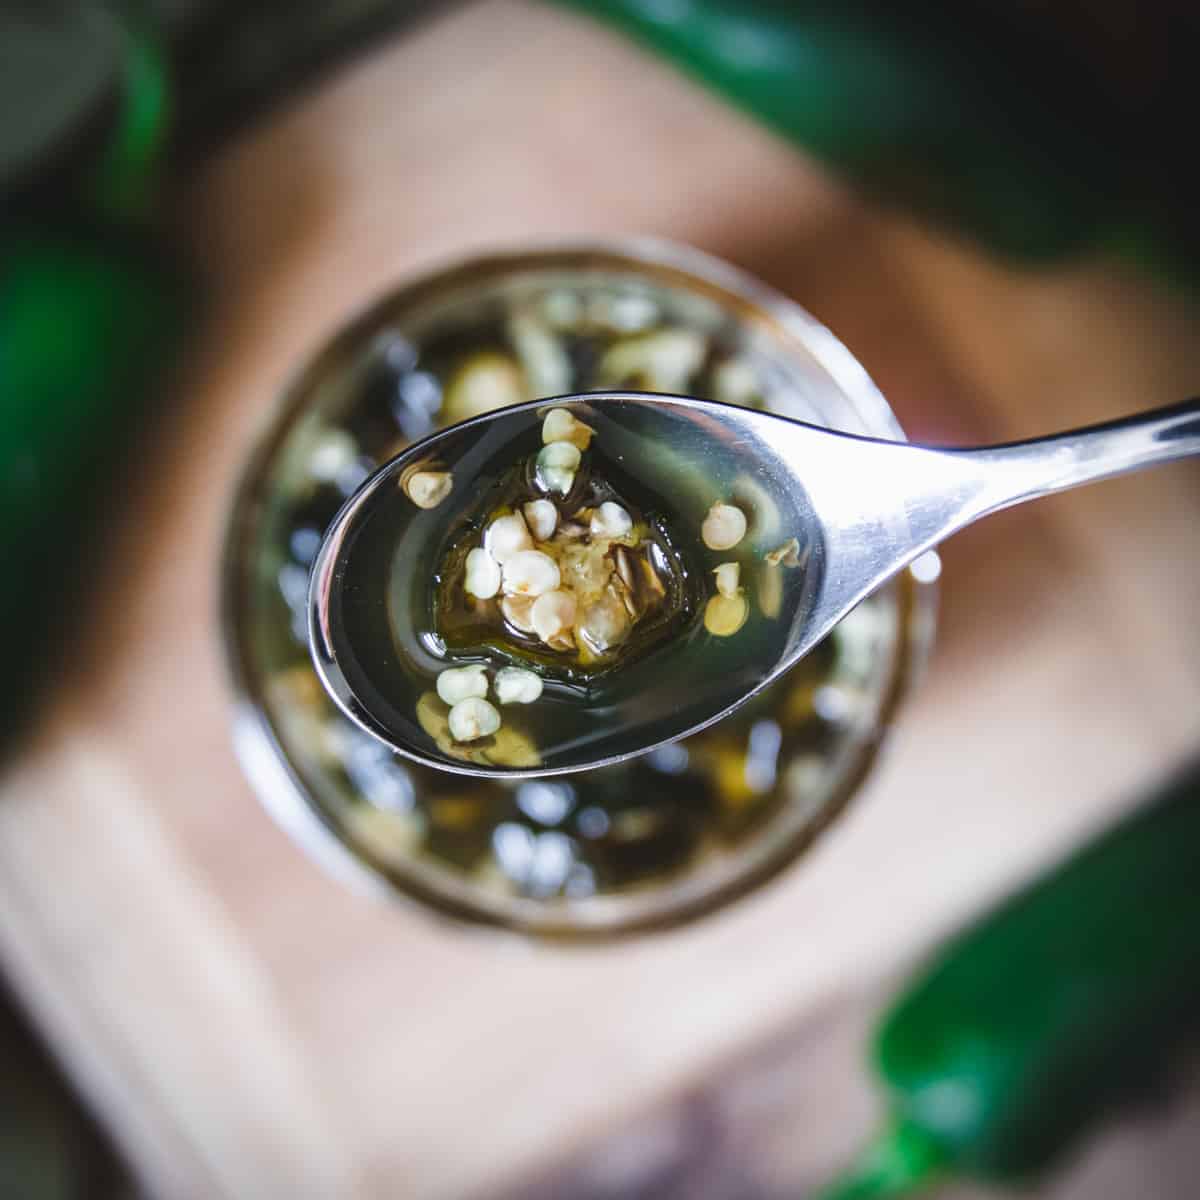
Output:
[{"xmin": 219, "ymin": 236, "xmax": 937, "ymax": 939}]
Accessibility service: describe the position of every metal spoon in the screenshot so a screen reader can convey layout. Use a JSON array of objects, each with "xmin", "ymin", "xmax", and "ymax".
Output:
[{"xmin": 309, "ymin": 392, "xmax": 1200, "ymax": 778}]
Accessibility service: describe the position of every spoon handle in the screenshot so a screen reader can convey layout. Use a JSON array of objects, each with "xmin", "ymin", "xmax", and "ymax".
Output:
[
  {"xmin": 796, "ymin": 397, "xmax": 1200, "ymax": 635},
  {"xmin": 959, "ymin": 397, "xmax": 1200, "ymax": 512}
]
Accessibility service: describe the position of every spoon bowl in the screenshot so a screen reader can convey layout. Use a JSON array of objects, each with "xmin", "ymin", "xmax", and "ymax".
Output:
[
  {"xmin": 309, "ymin": 393, "xmax": 825, "ymax": 777},
  {"xmin": 310, "ymin": 392, "xmax": 1200, "ymax": 777}
]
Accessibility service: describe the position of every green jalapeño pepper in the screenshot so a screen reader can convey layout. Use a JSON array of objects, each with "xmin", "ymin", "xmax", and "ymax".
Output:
[
  {"xmin": 563, "ymin": 0, "xmax": 1200, "ymax": 287},
  {"xmin": 817, "ymin": 762, "xmax": 1200, "ymax": 1198},
  {"xmin": 0, "ymin": 8, "xmax": 182, "ymax": 740}
]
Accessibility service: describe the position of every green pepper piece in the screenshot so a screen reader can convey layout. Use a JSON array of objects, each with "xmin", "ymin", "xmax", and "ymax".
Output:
[
  {"xmin": 818, "ymin": 765, "xmax": 1200, "ymax": 1197},
  {"xmin": 0, "ymin": 10, "xmax": 181, "ymax": 741},
  {"xmin": 561, "ymin": 0, "xmax": 1200, "ymax": 284},
  {"xmin": 0, "ymin": 225, "xmax": 185, "ymax": 740}
]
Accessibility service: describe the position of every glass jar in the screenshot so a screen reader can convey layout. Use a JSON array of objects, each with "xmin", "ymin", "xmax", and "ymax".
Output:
[{"xmin": 221, "ymin": 240, "xmax": 936, "ymax": 937}]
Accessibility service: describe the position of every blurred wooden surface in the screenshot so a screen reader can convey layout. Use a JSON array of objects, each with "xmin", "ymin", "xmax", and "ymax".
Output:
[{"xmin": 2, "ymin": 3, "xmax": 1199, "ymax": 1198}]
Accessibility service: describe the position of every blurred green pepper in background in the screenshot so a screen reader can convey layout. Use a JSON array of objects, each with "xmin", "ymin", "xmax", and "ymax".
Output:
[
  {"xmin": 0, "ymin": 0, "xmax": 438, "ymax": 740},
  {"xmin": 563, "ymin": 0, "xmax": 1199, "ymax": 283},
  {"xmin": 816, "ymin": 760, "xmax": 1200, "ymax": 1199},
  {"xmin": 1, "ymin": 3, "xmax": 181, "ymax": 740}
]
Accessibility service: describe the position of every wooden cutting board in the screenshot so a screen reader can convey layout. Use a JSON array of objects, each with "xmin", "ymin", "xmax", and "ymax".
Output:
[{"xmin": 2, "ymin": 4, "xmax": 1199, "ymax": 1198}]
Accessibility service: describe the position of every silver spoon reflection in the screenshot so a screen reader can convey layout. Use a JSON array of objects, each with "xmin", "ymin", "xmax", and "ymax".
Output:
[{"xmin": 309, "ymin": 392, "xmax": 1200, "ymax": 777}]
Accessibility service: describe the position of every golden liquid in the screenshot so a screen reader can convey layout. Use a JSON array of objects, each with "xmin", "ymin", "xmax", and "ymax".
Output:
[{"xmin": 434, "ymin": 465, "xmax": 701, "ymax": 676}]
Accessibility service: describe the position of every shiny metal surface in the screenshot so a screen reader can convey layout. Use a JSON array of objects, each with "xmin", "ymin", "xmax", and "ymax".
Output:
[{"xmin": 311, "ymin": 394, "xmax": 1200, "ymax": 777}]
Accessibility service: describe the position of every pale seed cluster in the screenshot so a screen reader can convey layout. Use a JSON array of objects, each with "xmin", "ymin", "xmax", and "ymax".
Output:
[
  {"xmin": 700, "ymin": 510, "xmax": 808, "ymax": 636},
  {"xmin": 434, "ymin": 662, "xmax": 543, "ymax": 744},
  {"xmin": 700, "ymin": 500, "xmax": 750, "ymax": 637},
  {"xmin": 428, "ymin": 406, "xmax": 674, "ymax": 744},
  {"xmin": 457, "ymin": 407, "xmax": 667, "ymax": 664}
]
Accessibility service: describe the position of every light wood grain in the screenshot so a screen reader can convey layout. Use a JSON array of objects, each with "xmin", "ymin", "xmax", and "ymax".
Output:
[{"xmin": 2, "ymin": 4, "xmax": 1199, "ymax": 1198}]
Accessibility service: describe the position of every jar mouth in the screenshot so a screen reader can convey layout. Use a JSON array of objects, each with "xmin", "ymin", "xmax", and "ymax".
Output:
[{"xmin": 220, "ymin": 237, "xmax": 937, "ymax": 939}]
